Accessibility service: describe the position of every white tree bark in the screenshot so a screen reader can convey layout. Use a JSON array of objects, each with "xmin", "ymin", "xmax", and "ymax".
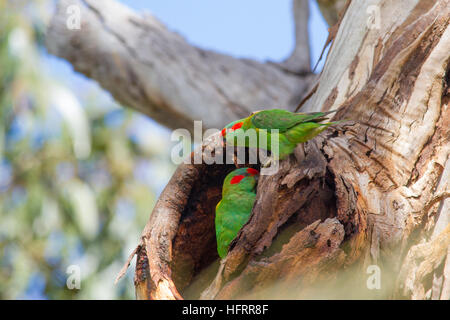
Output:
[
  {"xmin": 47, "ymin": 0, "xmax": 449, "ymax": 300},
  {"xmin": 46, "ymin": 0, "xmax": 316, "ymax": 132}
]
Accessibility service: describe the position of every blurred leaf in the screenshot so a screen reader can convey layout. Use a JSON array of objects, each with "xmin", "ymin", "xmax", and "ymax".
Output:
[{"xmin": 0, "ymin": 0, "xmax": 174, "ymax": 300}]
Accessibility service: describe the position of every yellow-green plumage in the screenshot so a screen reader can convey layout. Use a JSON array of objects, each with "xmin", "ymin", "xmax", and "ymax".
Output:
[
  {"xmin": 215, "ymin": 168, "xmax": 258, "ymax": 259},
  {"xmin": 222, "ymin": 109, "xmax": 340, "ymax": 160}
]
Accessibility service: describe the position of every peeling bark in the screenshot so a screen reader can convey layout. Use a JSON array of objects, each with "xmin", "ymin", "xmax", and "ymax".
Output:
[
  {"xmin": 131, "ymin": 0, "xmax": 449, "ymax": 300},
  {"xmin": 47, "ymin": 0, "xmax": 450, "ymax": 300}
]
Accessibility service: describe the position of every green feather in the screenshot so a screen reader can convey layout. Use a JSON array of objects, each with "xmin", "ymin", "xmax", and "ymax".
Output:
[
  {"xmin": 222, "ymin": 109, "xmax": 341, "ymax": 161},
  {"xmin": 215, "ymin": 168, "xmax": 258, "ymax": 259},
  {"xmin": 250, "ymin": 109, "xmax": 337, "ymax": 132}
]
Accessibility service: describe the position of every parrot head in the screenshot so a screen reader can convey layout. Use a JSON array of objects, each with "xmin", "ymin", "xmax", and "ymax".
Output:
[
  {"xmin": 221, "ymin": 115, "xmax": 256, "ymax": 140},
  {"xmin": 222, "ymin": 167, "xmax": 259, "ymax": 194},
  {"xmin": 221, "ymin": 118, "xmax": 244, "ymax": 141}
]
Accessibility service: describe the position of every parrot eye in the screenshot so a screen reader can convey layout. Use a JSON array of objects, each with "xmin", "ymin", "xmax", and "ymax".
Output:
[
  {"xmin": 231, "ymin": 122, "xmax": 243, "ymax": 131},
  {"xmin": 230, "ymin": 175, "xmax": 245, "ymax": 184}
]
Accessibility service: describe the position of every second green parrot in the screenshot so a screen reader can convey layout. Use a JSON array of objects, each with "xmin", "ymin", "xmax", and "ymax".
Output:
[
  {"xmin": 221, "ymin": 108, "xmax": 339, "ymax": 161},
  {"xmin": 215, "ymin": 167, "xmax": 258, "ymax": 259}
]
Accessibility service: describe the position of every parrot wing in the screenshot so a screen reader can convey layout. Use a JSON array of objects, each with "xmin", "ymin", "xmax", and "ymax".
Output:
[{"xmin": 250, "ymin": 109, "xmax": 337, "ymax": 132}]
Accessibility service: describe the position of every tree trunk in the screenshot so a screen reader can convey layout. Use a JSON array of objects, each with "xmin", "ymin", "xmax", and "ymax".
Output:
[{"xmin": 47, "ymin": 0, "xmax": 449, "ymax": 300}]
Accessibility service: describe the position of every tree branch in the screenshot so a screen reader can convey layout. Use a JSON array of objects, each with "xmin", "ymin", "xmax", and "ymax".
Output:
[
  {"xmin": 279, "ymin": 0, "xmax": 311, "ymax": 74},
  {"xmin": 316, "ymin": 0, "xmax": 348, "ymax": 26},
  {"xmin": 121, "ymin": 0, "xmax": 450, "ymax": 300},
  {"xmin": 53, "ymin": 0, "xmax": 450, "ymax": 300},
  {"xmin": 46, "ymin": 0, "xmax": 315, "ymax": 132}
]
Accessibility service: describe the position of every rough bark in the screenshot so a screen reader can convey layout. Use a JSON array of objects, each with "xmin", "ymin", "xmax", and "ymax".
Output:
[
  {"xmin": 48, "ymin": 0, "xmax": 449, "ymax": 300},
  {"xmin": 136, "ymin": 0, "xmax": 449, "ymax": 300}
]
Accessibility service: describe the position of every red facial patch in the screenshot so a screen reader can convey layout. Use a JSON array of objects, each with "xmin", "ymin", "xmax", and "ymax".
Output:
[
  {"xmin": 221, "ymin": 128, "xmax": 227, "ymax": 136},
  {"xmin": 231, "ymin": 122, "xmax": 243, "ymax": 131},
  {"xmin": 246, "ymin": 168, "xmax": 259, "ymax": 175},
  {"xmin": 230, "ymin": 175, "xmax": 245, "ymax": 184}
]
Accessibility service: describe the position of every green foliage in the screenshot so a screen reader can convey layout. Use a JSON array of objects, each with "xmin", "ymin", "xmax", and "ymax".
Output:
[{"xmin": 0, "ymin": 1, "xmax": 174, "ymax": 299}]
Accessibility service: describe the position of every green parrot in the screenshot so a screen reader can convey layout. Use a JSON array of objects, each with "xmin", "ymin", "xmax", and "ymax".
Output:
[
  {"xmin": 215, "ymin": 167, "xmax": 259, "ymax": 259},
  {"xmin": 221, "ymin": 109, "xmax": 339, "ymax": 162}
]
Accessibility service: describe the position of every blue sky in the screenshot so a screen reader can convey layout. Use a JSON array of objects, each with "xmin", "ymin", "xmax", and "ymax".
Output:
[
  {"xmin": 42, "ymin": 0, "xmax": 330, "ymax": 137},
  {"xmin": 44, "ymin": 0, "xmax": 329, "ymax": 107},
  {"xmin": 118, "ymin": 0, "xmax": 329, "ymax": 68},
  {"xmin": 17, "ymin": 0, "xmax": 331, "ymax": 299}
]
